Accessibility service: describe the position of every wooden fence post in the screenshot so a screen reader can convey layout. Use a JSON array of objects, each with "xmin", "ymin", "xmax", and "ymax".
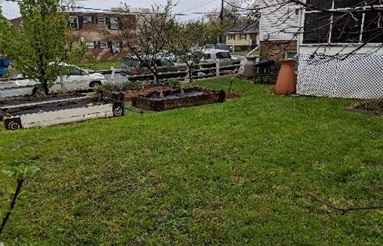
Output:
[
  {"xmin": 111, "ymin": 66, "xmax": 115, "ymax": 83},
  {"xmin": 216, "ymin": 59, "xmax": 220, "ymax": 77}
]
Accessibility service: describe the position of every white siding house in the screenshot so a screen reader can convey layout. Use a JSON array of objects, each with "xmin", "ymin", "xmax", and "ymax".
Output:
[
  {"xmin": 259, "ymin": 0, "xmax": 300, "ymax": 41},
  {"xmin": 258, "ymin": 0, "xmax": 300, "ymax": 59},
  {"xmin": 297, "ymin": 0, "xmax": 383, "ymax": 99}
]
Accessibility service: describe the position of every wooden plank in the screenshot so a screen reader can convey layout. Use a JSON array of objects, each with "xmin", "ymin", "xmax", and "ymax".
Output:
[{"xmin": 17, "ymin": 104, "xmax": 114, "ymax": 128}]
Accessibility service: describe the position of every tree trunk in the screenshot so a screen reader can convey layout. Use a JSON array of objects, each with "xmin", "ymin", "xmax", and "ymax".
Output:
[
  {"xmin": 0, "ymin": 179, "xmax": 24, "ymax": 235},
  {"xmin": 188, "ymin": 64, "xmax": 193, "ymax": 83},
  {"xmin": 42, "ymin": 79, "xmax": 50, "ymax": 95},
  {"xmin": 154, "ymin": 73, "xmax": 159, "ymax": 84}
]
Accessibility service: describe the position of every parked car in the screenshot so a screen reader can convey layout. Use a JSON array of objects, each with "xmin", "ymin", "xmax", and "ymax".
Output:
[
  {"xmin": 204, "ymin": 43, "xmax": 232, "ymax": 52},
  {"xmin": 121, "ymin": 56, "xmax": 187, "ymax": 76},
  {"xmin": 153, "ymin": 51, "xmax": 176, "ymax": 61},
  {"xmin": 200, "ymin": 49, "xmax": 240, "ymax": 68},
  {"xmin": 15, "ymin": 63, "xmax": 107, "ymax": 94}
]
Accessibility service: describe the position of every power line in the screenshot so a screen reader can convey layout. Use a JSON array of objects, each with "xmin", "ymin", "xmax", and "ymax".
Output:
[
  {"xmin": 2, "ymin": 0, "xmax": 221, "ymax": 16},
  {"xmin": 178, "ymin": 0, "xmax": 218, "ymax": 13}
]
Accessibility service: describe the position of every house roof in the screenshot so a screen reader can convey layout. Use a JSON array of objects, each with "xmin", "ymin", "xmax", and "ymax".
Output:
[{"xmin": 226, "ymin": 22, "xmax": 259, "ymax": 34}]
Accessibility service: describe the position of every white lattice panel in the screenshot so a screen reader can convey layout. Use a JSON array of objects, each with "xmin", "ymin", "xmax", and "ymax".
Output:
[{"xmin": 297, "ymin": 54, "xmax": 383, "ymax": 99}]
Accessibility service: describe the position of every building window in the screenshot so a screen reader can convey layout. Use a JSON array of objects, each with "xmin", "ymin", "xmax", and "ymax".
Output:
[
  {"xmin": 97, "ymin": 17, "xmax": 106, "ymax": 24},
  {"xmin": 331, "ymin": 12, "xmax": 362, "ymax": 43},
  {"xmin": 83, "ymin": 16, "xmax": 92, "ymax": 24},
  {"xmin": 99, "ymin": 41, "xmax": 108, "ymax": 49},
  {"xmin": 240, "ymin": 33, "xmax": 247, "ymax": 40},
  {"xmin": 228, "ymin": 34, "xmax": 235, "ymax": 40},
  {"xmin": 87, "ymin": 42, "xmax": 95, "ymax": 49},
  {"xmin": 216, "ymin": 52, "xmax": 231, "ymax": 59},
  {"xmin": 285, "ymin": 50, "xmax": 297, "ymax": 59},
  {"xmin": 303, "ymin": 0, "xmax": 383, "ymax": 44},
  {"xmin": 69, "ymin": 16, "xmax": 79, "ymax": 29},
  {"xmin": 109, "ymin": 17, "xmax": 119, "ymax": 30},
  {"xmin": 112, "ymin": 42, "xmax": 120, "ymax": 53},
  {"xmin": 303, "ymin": 13, "xmax": 331, "ymax": 43},
  {"xmin": 67, "ymin": 67, "xmax": 83, "ymax": 76},
  {"xmin": 203, "ymin": 54, "xmax": 211, "ymax": 59}
]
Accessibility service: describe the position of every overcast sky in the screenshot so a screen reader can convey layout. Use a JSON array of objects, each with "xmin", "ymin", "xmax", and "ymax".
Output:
[{"xmin": 1, "ymin": 0, "xmax": 221, "ymax": 21}]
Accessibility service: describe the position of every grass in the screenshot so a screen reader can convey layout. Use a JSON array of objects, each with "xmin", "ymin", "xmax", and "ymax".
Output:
[{"xmin": 0, "ymin": 77, "xmax": 382, "ymax": 245}]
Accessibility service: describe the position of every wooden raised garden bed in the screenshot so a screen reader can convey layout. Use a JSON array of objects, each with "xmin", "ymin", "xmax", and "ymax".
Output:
[
  {"xmin": 131, "ymin": 87, "xmax": 226, "ymax": 111},
  {"xmin": 1, "ymin": 93, "xmax": 124, "ymax": 130},
  {"xmin": 103, "ymin": 84, "xmax": 175, "ymax": 102}
]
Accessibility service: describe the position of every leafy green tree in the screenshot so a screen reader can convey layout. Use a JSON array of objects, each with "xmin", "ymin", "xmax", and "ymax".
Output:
[
  {"xmin": 0, "ymin": 0, "xmax": 86, "ymax": 95},
  {"xmin": 0, "ymin": 165, "xmax": 40, "ymax": 236},
  {"xmin": 203, "ymin": 0, "xmax": 260, "ymax": 43},
  {"xmin": 60, "ymin": 0, "xmax": 82, "ymax": 10},
  {"xmin": 200, "ymin": 13, "xmax": 230, "ymax": 44},
  {"xmin": 0, "ymin": 4, "xmax": 8, "ymax": 56}
]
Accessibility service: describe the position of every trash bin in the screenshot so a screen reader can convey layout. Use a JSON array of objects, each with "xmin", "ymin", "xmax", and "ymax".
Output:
[
  {"xmin": 0, "ymin": 58, "xmax": 10, "ymax": 77},
  {"xmin": 275, "ymin": 59, "xmax": 296, "ymax": 95}
]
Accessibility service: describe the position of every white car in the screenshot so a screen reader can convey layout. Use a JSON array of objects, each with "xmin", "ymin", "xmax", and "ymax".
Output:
[
  {"xmin": 200, "ymin": 49, "xmax": 239, "ymax": 68},
  {"xmin": 15, "ymin": 63, "xmax": 107, "ymax": 94}
]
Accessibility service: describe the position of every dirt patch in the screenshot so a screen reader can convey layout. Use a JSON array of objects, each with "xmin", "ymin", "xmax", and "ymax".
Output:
[{"xmin": 348, "ymin": 99, "xmax": 383, "ymax": 115}]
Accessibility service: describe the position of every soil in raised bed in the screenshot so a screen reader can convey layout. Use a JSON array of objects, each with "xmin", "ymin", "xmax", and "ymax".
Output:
[
  {"xmin": 132, "ymin": 87, "xmax": 225, "ymax": 111},
  {"xmin": 1, "ymin": 97, "xmax": 100, "ymax": 118},
  {"xmin": 103, "ymin": 85, "xmax": 175, "ymax": 101},
  {"xmin": 146, "ymin": 88, "xmax": 206, "ymax": 101},
  {"xmin": 0, "ymin": 92, "xmax": 88, "ymax": 108}
]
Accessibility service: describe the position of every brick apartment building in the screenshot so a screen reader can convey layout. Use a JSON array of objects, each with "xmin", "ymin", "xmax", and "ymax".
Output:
[
  {"xmin": 10, "ymin": 9, "xmax": 140, "ymax": 61},
  {"xmin": 68, "ymin": 11, "xmax": 136, "ymax": 61}
]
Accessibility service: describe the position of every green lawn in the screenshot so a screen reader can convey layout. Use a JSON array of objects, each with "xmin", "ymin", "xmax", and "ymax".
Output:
[{"xmin": 1, "ymin": 77, "xmax": 382, "ymax": 245}]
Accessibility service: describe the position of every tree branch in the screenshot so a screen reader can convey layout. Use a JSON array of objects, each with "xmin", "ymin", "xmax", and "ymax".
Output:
[{"xmin": 307, "ymin": 193, "xmax": 383, "ymax": 215}]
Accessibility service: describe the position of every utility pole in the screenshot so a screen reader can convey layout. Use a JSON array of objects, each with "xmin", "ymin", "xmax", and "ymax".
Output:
[
  {"xmin": 219, "ymin": 0, "xmax": 224, "ymax": 43},
  {"xmin": 220, "ymin": 0, "xmax": 224, "ymax": 23}
]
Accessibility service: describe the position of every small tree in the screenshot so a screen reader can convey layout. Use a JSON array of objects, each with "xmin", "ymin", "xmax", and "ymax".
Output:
[
  {"xmin": 201, "ymin": 15, "xmax": 230, "ymax": 44},
  {"xmin": 0, "ymin": 0, "xmax": 86, "ymax": 95},
  {"xmin": 119, "ymin": 0, "xmax": 177, "ymax": 84},
  {"xmin": 168, "ymin": 21, "xmax": 207, "ymax": 82},
  {"xmin": 0, "ymin": 165, "xmax": 40, "ymax": 236},
  {"xmin": 203, "ymin": 0, "xmax": 259, "ymax": 44},
  {"xmin": 0, "ymin": 4, "xmax": 7, "ymax": 55}
]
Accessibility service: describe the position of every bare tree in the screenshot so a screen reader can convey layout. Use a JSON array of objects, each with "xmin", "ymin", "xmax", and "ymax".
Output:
[
  {"xmin": 60, "ymin": 0, "xmax": 83, "ymax": 10},
  {"xmin": 223, "ymin": 0, "xmax": 261, "ymax": 25},
  {"xmin": 255, "ymin": 0, "xmax": 383, "ymax": 58},
  {"xmin": 119, "ymin": 0, "xmax": 177, "ymax": 84},
  {"xmin": 298, "ymin": 0, "xmax": 383, "ymax": 58},
  {"xmin": 168, "ymin": 21, "xmax": 207, "ymax": 82}
]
